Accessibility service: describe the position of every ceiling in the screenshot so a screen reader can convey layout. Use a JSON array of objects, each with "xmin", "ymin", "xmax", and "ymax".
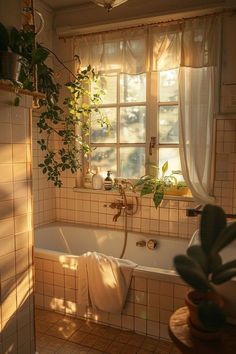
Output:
[{"xmin": 42, "ymin": 0, "xmax": 91, "ymax": 10}]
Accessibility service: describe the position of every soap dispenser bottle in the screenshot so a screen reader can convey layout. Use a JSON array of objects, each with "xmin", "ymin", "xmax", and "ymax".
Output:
[
  {"xmin": 83, "ymin": 168, "xmax": 93, "ymax": 189},
  {"xmin": 92, "ymin": 167, "xmax": 104, "ymax": 190},
  {"xmin": 104, "ymin": 171, "xmax": 113, "ymax": 190}
]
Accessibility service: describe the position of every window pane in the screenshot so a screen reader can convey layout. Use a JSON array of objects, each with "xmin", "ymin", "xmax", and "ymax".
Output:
[
  {"xmin": 91, "ymin": 147, "xmax": 117, "ymax": 176},
  {"xmin": 120, "ymin": 147, "xmax": 145, "ymax": 178},
  {"xmin": 159, "ymin": 69, "xmax": 178, "ymax": 102},
  {"xmin": 159, "ymin": 105, "xmax": 179, "ymax": 144},
  {"xmin": 91, "ymin": 108, "xmax": 116, "ymax": 143},
  {"xmin": 92, "ymin": 75, "xmax": 117, "ymax": 105},
  {"xmin": 159, "ymin": 148, "xmax": 183, "ymax": 181},
  {"xmin": 120, "ymin": 74, "xmax": 146, "ymax": 103},
  {"xmin": 120, "ymin": 106, "xmax": 146, "ymax": 143}
]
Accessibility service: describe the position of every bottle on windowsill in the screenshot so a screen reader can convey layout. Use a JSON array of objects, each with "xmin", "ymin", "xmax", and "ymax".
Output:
[
  {"xmin": 92, "ymin": 167, "xmax": 104, "ymax": 190},
  {"xmin": 83, "ymin": 168, "xmax": 93, "ymax": 189},
  {"xmin": 104, "ymin": 171, "xmax": 113, "ymax": 190}
]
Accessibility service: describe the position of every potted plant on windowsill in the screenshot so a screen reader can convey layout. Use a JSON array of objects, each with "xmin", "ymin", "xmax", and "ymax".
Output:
[
  {"xmin": 134, "ymin": 161, "xmax": 188, "ymax": 208},
  {"xmin": 173, "ymin": 204, "xmax": 236, "ymax": 340},
  {"xmin": 0, "ymin": 23, "xmax": 21, "ymax": 81}
]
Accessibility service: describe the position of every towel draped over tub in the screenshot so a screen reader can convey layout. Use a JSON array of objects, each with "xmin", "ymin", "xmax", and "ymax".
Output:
[{"xmin": 77, "ymin": 252, "xmax": 137, "ymax": 313}]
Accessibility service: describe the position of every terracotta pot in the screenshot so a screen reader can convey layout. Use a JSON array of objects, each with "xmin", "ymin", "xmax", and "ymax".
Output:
[
  {"xmin": 0, "ymin": 51, "xmax": 21, "ymax": 81},
  {"xmin": 185, "ymin": 289, "xmax": 224, "ymax": 341}
]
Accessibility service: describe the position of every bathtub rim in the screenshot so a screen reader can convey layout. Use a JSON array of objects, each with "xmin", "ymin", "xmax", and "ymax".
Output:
[
  {"xmin": 34, "ymin": 220, "xmax": 189, "ymax": 244},
  {"xmin": 34, "ymin": 246, "xmax": 185, "ymax": 285}
]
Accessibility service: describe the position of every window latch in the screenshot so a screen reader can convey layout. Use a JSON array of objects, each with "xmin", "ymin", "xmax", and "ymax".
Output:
[{"xmin": 149, "ymin": 136, "xmax": 156, "ymax": 156}]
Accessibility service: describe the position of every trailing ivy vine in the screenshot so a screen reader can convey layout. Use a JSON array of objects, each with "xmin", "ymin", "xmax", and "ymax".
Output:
[
  {"xmin": 0, "ymin": 23, "xmax": 109, "ymax": 187},
  {"xmin": 37, "ymin": 59, "xmax": 108, "ymax": 187}
]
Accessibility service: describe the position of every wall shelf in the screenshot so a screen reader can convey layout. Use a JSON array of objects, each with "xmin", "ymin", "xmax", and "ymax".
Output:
[{"xmin": 0, "ymin": 81, "xmax": 45, "ymax": 99}]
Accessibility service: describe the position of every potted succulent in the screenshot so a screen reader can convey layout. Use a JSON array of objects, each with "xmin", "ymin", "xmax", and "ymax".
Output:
[
  {"xmin": 174, "ymin": 204, "xmax": 236, "ymax": 339},
  {"xmin": 0, "ymin": 23, "xmax": 21, "ymax": 81},
  {"xmin": 134, "ymin": 161, "xmax": 187, "ymax": 208}
]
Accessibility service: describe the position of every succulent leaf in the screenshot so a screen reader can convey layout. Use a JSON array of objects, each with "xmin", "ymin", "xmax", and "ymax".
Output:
[
  {"xmin": 198, "ymin": 300, "xmax": 226, "ymax": 331},
  {"xmin": 200, "ymin": 205, "xmax": 226, "ymax": 254},
  {"xmin": 173, "ymin": 255, "xmax": 212, "ymax": 292},
  {"xmin": 187, "ymin": 245, "xmax": 208, "ymax": 273},
  {"xmin": 212, "ymin": 260, "xmax": 236, "ymax": 284},
  {"xmin": 212, "ymin": 222, "xmax": 236, "ymax": 253}
]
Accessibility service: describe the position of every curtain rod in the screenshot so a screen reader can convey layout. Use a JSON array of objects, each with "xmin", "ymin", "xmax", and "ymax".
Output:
[{"xmin": 59, "ymin": 7, "xmax": 235, "ymax": 40}]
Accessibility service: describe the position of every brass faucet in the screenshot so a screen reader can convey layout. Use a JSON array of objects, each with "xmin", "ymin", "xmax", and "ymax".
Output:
[{"xmin": 104, "ymin": 179, "xmax": 138, "ymax": 222}]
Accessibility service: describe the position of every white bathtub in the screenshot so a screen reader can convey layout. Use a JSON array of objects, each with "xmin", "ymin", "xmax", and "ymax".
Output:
[
  {"xmin": 34, "ymin": 222, "xmax": 190, "ymax": 340},
  {"xmin": 34, "ymin": 222, "xmax": 188, "ymax": 270}
]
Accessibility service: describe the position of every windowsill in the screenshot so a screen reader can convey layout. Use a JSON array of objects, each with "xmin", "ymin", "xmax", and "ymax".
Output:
[{"xmin": 73, "ymin": 187, "xmax": 194, "ymax": 202}]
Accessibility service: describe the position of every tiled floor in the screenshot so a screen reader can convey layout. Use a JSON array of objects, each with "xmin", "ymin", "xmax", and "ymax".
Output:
[{"xmin": 36, "ymin": 309, "xmax": 181, "ymax": 354}]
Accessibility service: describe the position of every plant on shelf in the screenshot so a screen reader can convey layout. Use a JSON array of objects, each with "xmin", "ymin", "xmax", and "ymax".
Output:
[
  {"xmin": 0, "ymin": 22, "xmax": 109, "ymax": 187},
  {"xmin": 174, "ymin": 204, "xmax": 236, "ymax": 337},
  {"xmin": 134, "ymin": 161, "xmax": 187, "ymax": 208}
]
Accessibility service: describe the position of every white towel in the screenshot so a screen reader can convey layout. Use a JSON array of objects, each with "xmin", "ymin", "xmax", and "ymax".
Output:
[{"xmin": 77, "ymin": 252, "xmax": 137, "ymax": 313}]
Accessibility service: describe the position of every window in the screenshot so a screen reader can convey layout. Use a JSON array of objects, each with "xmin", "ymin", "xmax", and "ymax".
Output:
[{"xmin": 89, "ymin": 68, "xmax": 182, "ymax": 179}]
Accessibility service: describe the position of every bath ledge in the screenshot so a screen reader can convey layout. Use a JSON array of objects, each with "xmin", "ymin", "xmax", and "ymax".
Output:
[{"xmin": 73, "ymin": 187, "xmax": 194, "ymax": 202}]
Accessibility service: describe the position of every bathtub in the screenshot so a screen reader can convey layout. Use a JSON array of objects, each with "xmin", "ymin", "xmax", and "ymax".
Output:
[{"xmin": 34, "ymin": 222, "xmax": 189, "ymax": 340}]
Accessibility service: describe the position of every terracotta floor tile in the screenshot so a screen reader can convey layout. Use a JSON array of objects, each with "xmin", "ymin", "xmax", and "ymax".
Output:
[
  {"xmin": 137, "ymin": 349, "xmax": 154, "ymax": 354},
  {"xmin": 128, "ymin": 333, "xmax": 145, "ymax": 347},
  {"xmin": 120, "ymin": 344, "xmax": 139, "ymax": 354},
  {"xmin": 46, "ymin": 320, "xmax": 78, "ymax": 340},
  {"xmin": 56, "ymin": 341, "xmax": 90, "ymax": 353},
  {"xmin": 106, "ymin": 341, "xmax": 125, "ymax": 354},
  {"xmin": 116, "ymin": 330, "xmax": 134, "ymax": 343},
  {"xmin": 142, "ymin": 337, "xmax": 158, "ymax": 351},
  {"xmin": 36, "ymin": 309, "xmax": 64, "ymax": 324},
  {"xmin": 81, "ymin": 334, "xmax": 99, "ymax": 348},
  {"xmin": 70, "ymin": 330, "xmax": 89, "ymax": 344},
  {"xmin": 36, "ymin": 310, "xmax": 176, "ymax": 354},
  {"xmin": 92, "ymin": 336, "xmax": 112, "ymax": 351},
  {"xmin": 35, "ymin": 319, "xmax": 54, "ymax": 334}
]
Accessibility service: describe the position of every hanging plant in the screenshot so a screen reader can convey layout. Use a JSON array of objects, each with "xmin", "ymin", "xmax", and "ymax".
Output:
[
  {"xmin": 0, "ymin": 23, "xmax": 109, "ymax": 187},
  {"xmin": 37, "ymin": 58, "xmax": 109, "ymax": 187}
]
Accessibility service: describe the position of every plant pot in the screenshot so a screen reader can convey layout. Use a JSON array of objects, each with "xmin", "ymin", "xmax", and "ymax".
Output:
[
  {"xmin": 0, "ymin": 51, "xmax": 21, "ymax": 81},
  {"xmin": 165, "ymin": 186, "xmax": 188, "ymax": 196},
  {"xmin": 185, "ymin": 290, "xmax": 224, "ymax": 340}
]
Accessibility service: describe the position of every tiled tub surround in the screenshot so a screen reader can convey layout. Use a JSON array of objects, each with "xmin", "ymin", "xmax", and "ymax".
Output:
[
  {"xmin": 0, "ymin": 90, "xmax": 35, "ymax": 353},
  {"xmin": 56, "ymin": 188, "xmax": 199, "ymax": 241},
  {"xmin": 34, "ymin": 223, "xmax": 189, "ymax": 341}
]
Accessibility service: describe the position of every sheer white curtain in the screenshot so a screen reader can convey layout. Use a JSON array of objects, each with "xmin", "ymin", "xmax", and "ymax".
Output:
[
  {"xmin": 74, "ymin": 28, "xmax": 148, "ymax": 74},
  {"xmin": 179, "ymin": 16, "xmax": 221, "ymax": 204},
  {"xmin": 74, "ymin": 15, "xmax": 221, "ymax": 204}
]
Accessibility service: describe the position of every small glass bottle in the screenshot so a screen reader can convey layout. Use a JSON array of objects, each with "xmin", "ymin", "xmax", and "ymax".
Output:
[
  {"xmin": 104, "ymin": 171, "xmax": 113, "ymax": 190},
  {"xmin": 92, "ymin": 167, "xmax": 104, "ymax": 190},
  {"xmin": 83, "ymin": 169, "xmax": 93, "ymax": 189}
]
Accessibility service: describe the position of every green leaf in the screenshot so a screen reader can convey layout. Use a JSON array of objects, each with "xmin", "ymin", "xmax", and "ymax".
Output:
[
  {"xmin": 162, "ymin": 161, "xmax": 168, "ymax": 175},
  {"xmin": 212, "ymin": 222, "xmax": 236, "ymax": 253},
  {"xmin": 198, "ymin": 300, "xmax": 226, "ymax": 331},
  {"xmin": 0, "ymin": 22, "xmax": 9, "ymax": 51},
  {"xmin": 200, "ymin": 204, "xmax": 227, "ymax": 254},
  {"xmin": 187, "ymin": 245, "xmax": 208, "ymax": 273},
  {"xmin": 134, "ymin": 175, "xmax": 152, "ymax": 188},
  {"xmin": 173, "ymin": 255, "xmax": 212, "ymax": 292},
  {"xmin": 140, "ymin": 183, "xmax": 154, "ymax": 196},
  {"xmin": 153, "ymin": 190, "xmax": 164, "ymax": 208},
  {"xmin": 9, "ymin": 27, "xmax": 20, "ymax": 53},
  {"xmin": 32, "ymin": 47, "xmax": 49, "ymax": 64},
  {"xmin": 212, "ymin": 260, "xmax": 236, "ymax": 284},
  {"xmin": 208, "ymin": 253, "xmax": 222, "ymax": 273}
]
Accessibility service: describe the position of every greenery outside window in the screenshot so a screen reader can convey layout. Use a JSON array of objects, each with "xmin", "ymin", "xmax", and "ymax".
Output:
[{"xmin": 88, "ymin": 68, "xmax": 182, "ymax": 181}]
